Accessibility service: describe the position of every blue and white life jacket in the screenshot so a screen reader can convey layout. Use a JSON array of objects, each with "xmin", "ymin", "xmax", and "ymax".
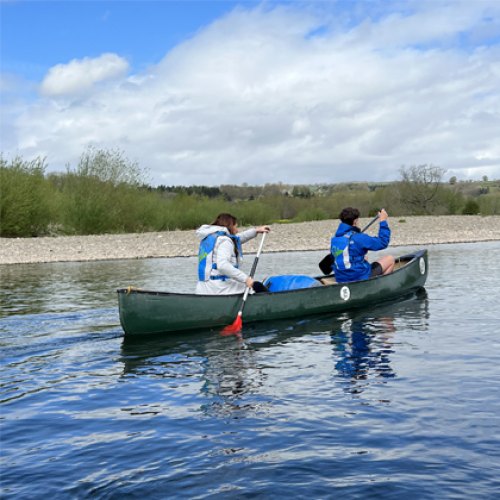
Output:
[
  {"xmin": 330, "ymin": 231, "xmax": 355, "ymax": 271},
  {"xmin": 198, "ymin": 231, "xmax": 242, "ymax": 281}
]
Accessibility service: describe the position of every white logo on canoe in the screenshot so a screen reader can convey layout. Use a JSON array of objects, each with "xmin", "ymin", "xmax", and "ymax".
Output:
[
  {"xmin": 340, "ymin": 286, "xmax": 350, "ymax": 301},
  {"xmin": 419, "ymin": 257, "xmax": 426, "ymax": 275}
]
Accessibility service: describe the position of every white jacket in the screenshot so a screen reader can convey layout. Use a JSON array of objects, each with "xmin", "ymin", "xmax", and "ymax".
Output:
[{"xmin": 195, "ymin": 225, "xmax": 257, "ymax": 295}]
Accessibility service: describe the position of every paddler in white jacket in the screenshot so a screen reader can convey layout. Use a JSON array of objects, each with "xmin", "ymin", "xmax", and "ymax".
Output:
[{"xmin": 195, "ymin": 213, "xmax": 270, "ymax": 295}]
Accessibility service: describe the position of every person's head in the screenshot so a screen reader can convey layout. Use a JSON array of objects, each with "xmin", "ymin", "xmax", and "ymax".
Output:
[
  {"xmin": 339, "ymin": 207, "xmax": 360, "ymax": 226},
  {"xmin": 211, "ymin": 213, "xmax": 238, "ymax": 234}
]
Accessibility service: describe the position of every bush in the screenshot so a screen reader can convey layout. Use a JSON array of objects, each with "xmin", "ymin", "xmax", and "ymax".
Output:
[
  {"xmin": 2, "ymin": 152, "xmax": 499, "ymax": 238},
  {"xmin": 293, "ymin": 207, "xmax": 329, "ymax": 222},
  {"xmin": 60, "ymin": 147, "xmax": 149, "ymax": 234},
  {"xmin": 0, "ymin": 156, "xmax": 53, "ymax": 236},
  {"xmin": 237, "ymin": 199, "xmax": 277, "ymax": 226},
  {"xmin": 462, "ymin": 199, "xmax": 480, "ymax": 215},
  {"xmin": 440, "ymin": 188, "xmax": 465, "ymax": 215},
  {"xmin": 478, "ymin": 193, "xmax": 500, "ymax": 215}
]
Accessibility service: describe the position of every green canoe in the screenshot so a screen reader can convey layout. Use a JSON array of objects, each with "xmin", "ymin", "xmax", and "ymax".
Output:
[{"xmin": 117, "ymin": 249, "xmax": 428, "ymax": 337}]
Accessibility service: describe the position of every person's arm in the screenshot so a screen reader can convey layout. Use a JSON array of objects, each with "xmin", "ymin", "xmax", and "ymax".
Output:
[
  {"xmin": 238, "ymin": 225, "xmax": 270, "ymax": 244},
  {"xmin": 372, "ymin": 221, "xmax": 391, "ymax": 249},
  {"xmin": 238, "ymin": 227, "xmax": 257, "ymax": 244},
  {"xmin": 359, "ymin": 210, "xmax": 391, "ymax": 250},
  {"xmin": 216, "ymin": 237, "xmax": 250, "ymax": 284}
]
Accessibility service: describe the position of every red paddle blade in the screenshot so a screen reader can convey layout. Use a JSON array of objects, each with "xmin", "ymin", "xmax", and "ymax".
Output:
[{"xmin": 221, "ymin": 314, "xmax": 243, "ymax": 335}]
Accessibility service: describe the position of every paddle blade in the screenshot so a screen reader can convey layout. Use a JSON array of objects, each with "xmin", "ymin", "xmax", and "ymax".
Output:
[
  {"xmin": 318, "ymin": 253, "xmax": 333, "ymax": 275},
  {"xmin": 221, "ymin": 313, "xmax": 243, "ymax": 335}
]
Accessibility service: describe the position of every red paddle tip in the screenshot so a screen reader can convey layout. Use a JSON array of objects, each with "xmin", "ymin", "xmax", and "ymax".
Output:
[{"xmin": 221, "ymin": 315, "xmax": 243, "ymax": 336}]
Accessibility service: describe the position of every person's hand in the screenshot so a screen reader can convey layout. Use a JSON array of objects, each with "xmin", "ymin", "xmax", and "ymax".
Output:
[
  {"xmin": 245, "ymin": 276, "xmax": 254, "ymax": 288},
  {"xmin": 256, "ymin": 225, "xmax": 270, "ymax": 233},
  {"xmin": 378, "ymin": 209, "xmax": 388, "ymax": 222}
]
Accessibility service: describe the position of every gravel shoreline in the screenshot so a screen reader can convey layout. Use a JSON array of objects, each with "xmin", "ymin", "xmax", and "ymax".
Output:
[{"xmin": 1, "ymin": 215, "xmax": 499, "ymax": 265}]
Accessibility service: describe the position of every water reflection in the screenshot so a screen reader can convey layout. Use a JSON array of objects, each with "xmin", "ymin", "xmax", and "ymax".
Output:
[
  {"xmin": 332, "ymin": 317, "xmax": 396, "ymax": 392},
  {"xmin": 120, "ymin": 289, "xmax": 429, "ymax": 417},
  {"xmin": 331, "ymin": 289, "xmax": 429, "ymax": 395},
  {"xmin": 120, "ymin": 333, "xmax": 266, "ymax": 419},
  {"xmin": 199, "ymin": 339, "xmax": 265, "ymax": 418}
]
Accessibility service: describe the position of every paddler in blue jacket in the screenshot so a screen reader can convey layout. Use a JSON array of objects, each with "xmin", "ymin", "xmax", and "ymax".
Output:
[
  {"xmin": 331, "ymin": 207, "xmax": 395, "ymax": 283},
  {"xmin": 196, "ymin": 213, "xmax": 270, "ymax": 295}
]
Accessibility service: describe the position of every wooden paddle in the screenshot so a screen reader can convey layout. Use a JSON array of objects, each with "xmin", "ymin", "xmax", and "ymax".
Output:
[
  {"xmin": 318, "ymin": 212, "xmax": 381, "ymax": 275},
  {"xmin": 221, "ymin": 232, "xmax": 267, "ymax": 335}
]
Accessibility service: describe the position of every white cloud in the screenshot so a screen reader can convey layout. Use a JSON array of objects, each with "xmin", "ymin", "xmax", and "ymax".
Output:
[
  {"xmin": 2, "ymin": 2, "xmax": 500, "ymax": 185},
  {"xmin": 39, "ymin": 53, "xmax": 129, "ymax": 96}
]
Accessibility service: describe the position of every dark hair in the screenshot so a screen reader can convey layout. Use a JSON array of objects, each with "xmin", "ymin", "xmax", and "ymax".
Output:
[
  {"xmin": 211, "ymin": 213, "xmax": 239, "ymax": 256},
  {"xmin": 211, "ymin": 213, "xmax": 238, "ymax": 229},
  {"xmin": 339, "ymin": 207, "xmax": 360, "ymax": 226}
]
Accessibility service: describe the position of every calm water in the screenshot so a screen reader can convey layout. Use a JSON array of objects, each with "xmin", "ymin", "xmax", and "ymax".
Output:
[{"xmin": 1, "ymin": 242, "xmax": 500, "ymax": 499}]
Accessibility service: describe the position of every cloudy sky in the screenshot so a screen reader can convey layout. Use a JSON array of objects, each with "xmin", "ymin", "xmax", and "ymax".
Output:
[{"xmin": 1, "ymin": 0, "xmax": 499, "ymax": 186}]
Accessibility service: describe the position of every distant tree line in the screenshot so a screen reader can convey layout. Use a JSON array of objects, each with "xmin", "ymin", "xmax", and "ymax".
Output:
[
  {"xmin": 156, "ymin": 185, "xmax": 223, "ymax": 198},
  {"xmin": 1, "ymin": 149, "xmax": 499, "ymax": 237}
]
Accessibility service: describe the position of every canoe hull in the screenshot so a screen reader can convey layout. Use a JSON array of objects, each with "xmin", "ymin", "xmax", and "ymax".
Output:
[{"xmin": 118, "ymin": 250, "xmax": 428, "ymax": 336}]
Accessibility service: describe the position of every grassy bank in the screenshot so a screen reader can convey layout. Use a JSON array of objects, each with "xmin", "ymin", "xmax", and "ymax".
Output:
[{"xmin": 1, "ymin": 150, "xmax": 499, "ymax": 237}]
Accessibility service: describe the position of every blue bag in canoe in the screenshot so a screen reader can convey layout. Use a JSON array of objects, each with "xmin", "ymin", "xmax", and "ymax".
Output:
[{"xmin": 263, "ymin": 275, "xmax": 322, "ymax": 293}]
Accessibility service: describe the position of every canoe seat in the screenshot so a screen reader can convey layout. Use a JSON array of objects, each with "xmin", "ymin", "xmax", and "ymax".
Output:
[
  {"xmin": 319, "ymin": 276, "xmax": 337, "ymax": 286},
  {"xmin": 393, "ymin": 259, "xmax": 407, "ymax": 271}
]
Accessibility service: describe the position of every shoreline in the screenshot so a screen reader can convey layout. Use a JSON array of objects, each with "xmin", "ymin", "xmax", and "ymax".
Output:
[{"xmin": 1, "ymin": 215, "xmax": 499, "ymax": 266}]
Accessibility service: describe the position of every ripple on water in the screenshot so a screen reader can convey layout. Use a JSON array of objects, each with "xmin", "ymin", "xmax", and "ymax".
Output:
[{"xmin": 1, "ymin": 243, "xmax": 500, "ymax": 498}]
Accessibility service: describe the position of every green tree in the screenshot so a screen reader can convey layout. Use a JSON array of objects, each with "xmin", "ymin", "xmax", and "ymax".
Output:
[{"xmin": 291, "ymin": 185, "xmax": 312, "ymax": 198}]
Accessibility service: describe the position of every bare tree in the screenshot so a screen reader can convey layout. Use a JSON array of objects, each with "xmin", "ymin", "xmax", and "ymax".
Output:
[
  {"xmin": 397, "ymin": 164, "xmax": 447, "ymax": 214},
  {"xmin": 73, "ymin": 146, "xmax": 148, "ymax": 187}
]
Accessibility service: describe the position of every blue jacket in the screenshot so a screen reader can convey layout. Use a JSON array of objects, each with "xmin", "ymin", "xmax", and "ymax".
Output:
[{"xmin": 330, "ymin": 221, "xmax": 391, "ymax": 282}]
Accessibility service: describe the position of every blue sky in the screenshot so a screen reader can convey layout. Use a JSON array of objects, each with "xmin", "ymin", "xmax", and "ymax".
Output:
[
  {"xmin": 1, "ymin": 0, "xmax": 500, "ymax": 185},
  {"xmin": 2, "ymin": 1, "xmax": 254, "ymax": 80}
]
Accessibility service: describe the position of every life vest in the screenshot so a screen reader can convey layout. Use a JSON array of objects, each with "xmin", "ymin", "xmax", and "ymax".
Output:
[
  {"xmin": 198, "ymin": 231, "xmax": 242, "ymax": 281},
  {"xmin": 330, "ymin": 231, "xmax": 355, "ymax": 271}
]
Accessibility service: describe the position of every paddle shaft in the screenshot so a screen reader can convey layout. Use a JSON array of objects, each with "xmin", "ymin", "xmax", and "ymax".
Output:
[
  {"xmin": 238, "ymin": 231, "xmax": 267, "ymax": 313},
  {"xmin": 360, "ymin": 213, "xmax": 380, "ymax": 233}
]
